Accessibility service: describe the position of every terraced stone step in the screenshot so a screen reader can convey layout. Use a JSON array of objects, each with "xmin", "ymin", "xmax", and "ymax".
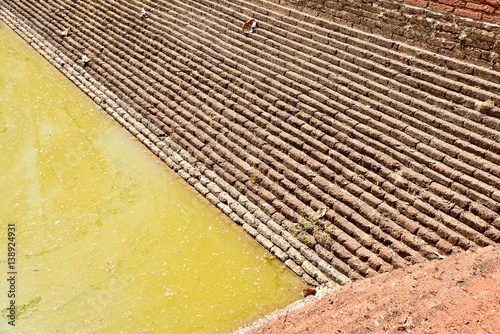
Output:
[
  {"xmin": 207, "ymin": 0, "xmax": 500, "ymax": 108},
  {"xmin": 155, "ymin": 0, "xmax": 500, "ymax": 188},
  {"xmin": 13, "ymin": 0, "xmax": 498, "ymax": 260},
  {"xmin": 3, "ymin": 0, "xmax": 499, "ymax": 285},
  {"xmin": 220, "ymin": 0, "xmax": 500, "ymax": 95}
]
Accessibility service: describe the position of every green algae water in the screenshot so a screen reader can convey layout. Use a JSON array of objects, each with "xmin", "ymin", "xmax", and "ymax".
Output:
[{"xmin": 0, "ymin": 22, "xmax": 302, "ymax": 333}]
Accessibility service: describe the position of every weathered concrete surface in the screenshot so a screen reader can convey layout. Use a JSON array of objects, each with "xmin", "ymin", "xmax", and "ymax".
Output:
[{"xmin": 1, "ymin": 0, "xmax": 499, "ymax": 287}]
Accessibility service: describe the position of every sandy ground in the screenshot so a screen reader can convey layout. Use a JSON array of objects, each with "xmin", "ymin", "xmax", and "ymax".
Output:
[{"xmin": 237, "ymin": 245, "xmax": 500, "ymax": 333}]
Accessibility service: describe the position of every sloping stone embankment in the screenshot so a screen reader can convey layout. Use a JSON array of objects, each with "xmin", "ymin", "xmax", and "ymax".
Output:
[{"xmin": 2, "ymin": 0, "xmax": 499, "ymax": 287}]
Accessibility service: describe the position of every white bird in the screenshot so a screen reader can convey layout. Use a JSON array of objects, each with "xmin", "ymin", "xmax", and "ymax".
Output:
[
  {"xmin": 139, "ymin": 8, "xmax": 147, "ymax": 19},
  {"xmin": 82, "ymin": 54, "xmax": 90, "ymax": 66}
]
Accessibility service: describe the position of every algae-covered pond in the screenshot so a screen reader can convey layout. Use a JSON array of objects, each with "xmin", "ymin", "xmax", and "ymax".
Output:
[{"xmin": 0, "ymin": 22, "xmax": 302, "ymax": 333}]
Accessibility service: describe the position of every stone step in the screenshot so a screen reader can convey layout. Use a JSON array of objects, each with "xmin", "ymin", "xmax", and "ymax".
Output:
[
  {"xmin": 117, "ymin": 1, "xmax": 496, "ymax": 217},
  {"xmin": 8, "ymin": 0, "xmax": 336, "ymax": 284},
  {"xmin": 218, "ymin": 0, "xmax": 500, "ymax": 98},
  {"xmin": 104, "ymin": 2, "xmax": 438, "ymax": 272},
  {"xmin": 149, "ymin": 0, "xmax": 500, "ymax": 198},
  {"xmin": 6, "ymin": 0, "xmax": 500, "ymax": 285},
  {"xmin": 202, "ymin": 0, "xmax": 500, "ymax": 138},
  {"xmin": 55, "ymin": 0, "xmax": 500, "ymax": 249},
  {"xmin": 133, "ymin": 0, "xmax": 500, "ymax": 234},
  {"xmin": 204, "ymin": 1, "xmax": 500, "ymax": 158},
  {"xmin": 54, "ymin": 0, "xmax": 396, "ymax": 277}
]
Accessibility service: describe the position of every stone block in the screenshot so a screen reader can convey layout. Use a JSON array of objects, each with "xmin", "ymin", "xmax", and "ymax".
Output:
[
  {"xmin": 257, "ymin": 224, "xmax": 274, "ymax": 240},
  {"xmin": 288, "ymin": 247, "xmax": 306, "ymax": 264},
  {"xmin": 285, "ymin": 259, "xmax": 304, "ymax": 277},
  {"xmin": 256, "ymin": 234, "xmax": 274, "ymax": 250},
  {"xmin": 271, "ymin": 246, "xmax": 289, "ymax": 262},
  {"xmin": 243, "ymin": 223, "xmax": 259, "ymax": 238},
  {"xmin": 271, "ymin": 234, "xmax": 291, "ymax": 252}
]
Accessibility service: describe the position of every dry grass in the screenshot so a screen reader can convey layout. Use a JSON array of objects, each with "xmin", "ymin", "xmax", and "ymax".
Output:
[{"xmin": 475, "ymin": 99, "xmax": 495, "ymax": 114}]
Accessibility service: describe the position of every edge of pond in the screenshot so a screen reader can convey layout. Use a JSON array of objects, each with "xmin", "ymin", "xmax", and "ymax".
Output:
[{"xmin": 0, "ymin": 7, "xmax": 348, "ymax": 290}]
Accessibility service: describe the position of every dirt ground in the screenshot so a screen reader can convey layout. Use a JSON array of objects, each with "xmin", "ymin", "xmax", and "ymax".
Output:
[{"xmin": 238, "ymin": 245, "xmax": 500, "ymax": 334}]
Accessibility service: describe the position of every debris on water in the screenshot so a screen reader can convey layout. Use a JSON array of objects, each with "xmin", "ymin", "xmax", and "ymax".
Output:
[
  {"xmin": 60, "ymin": 27, "xmax": 71, "ymax": 36},
  {"xmin": 242, "ymin": 18, "xmax": 258, "ymax": 34}
]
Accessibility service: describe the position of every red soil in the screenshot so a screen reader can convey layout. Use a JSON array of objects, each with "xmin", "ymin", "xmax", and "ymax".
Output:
[{"xmin": 242, "ymin": 245, "xmax": 500, "ymax": 333}]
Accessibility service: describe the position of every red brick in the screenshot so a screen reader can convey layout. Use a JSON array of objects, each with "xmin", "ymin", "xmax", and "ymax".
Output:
[
  {"xmin": 438, "ymin": 0, "xmax": 466, "ymax": 7},
  {"xmin": 465, "ymin": 2, "xmax": 497, "ymax": 13},
  {"xmin": 405, "ymin": 0, "xmax": 429, "ymax": 7},
  {"xmin": 485, "ymin": 0, "xmax": 500, "ymax": 5},
  {"xmin": 483, "ymin": 13, "xmax": 500, "ymax": 23},
  {"xmin": 454, "ymin": 7, "xmax": 484, "ymax": 19},
  {"xmin": 429, "ymin": 3, "xmax": 455, "ymax": 12}
]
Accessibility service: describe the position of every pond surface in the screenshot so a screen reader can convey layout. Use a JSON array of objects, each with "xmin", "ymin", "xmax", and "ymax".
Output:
[{"xmin": 0, "ymin": 22, "xmax": 302, "ymax": 333}]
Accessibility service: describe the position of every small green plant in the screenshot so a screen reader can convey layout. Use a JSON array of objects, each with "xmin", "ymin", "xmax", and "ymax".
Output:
[
  {"xmin": 325, "ymin": 224, "xmax": 335, "ymax": 235},
  {"xmin": 298, "ymin": 233, "xmax": 309, "ymax": 244},
  {"xmin": 250, "ymin": 168, "xmax": 258, "ymax": 182},
  {"xmin": 300, "ymin": 218, "xmax": 315, "ymax": 233},
  {"xmin": 298, "ymin": 207, "xmax": 328, "ymax": 234},
  {"xmin": 314, "ymin": 230, "xmax": 330, "ymax": 244}
]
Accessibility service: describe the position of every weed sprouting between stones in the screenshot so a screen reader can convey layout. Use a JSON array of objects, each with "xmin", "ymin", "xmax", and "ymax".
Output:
[{"xmin": 295, "ymin": 208, "xmax": 333, "ymax": 245}]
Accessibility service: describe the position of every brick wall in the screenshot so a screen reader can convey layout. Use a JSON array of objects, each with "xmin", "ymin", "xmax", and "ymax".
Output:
[
  {"xmin": 272, "ymin": 0, "xmax": 500, "ymax": 69},
  {"xmin": 401, "ymin": 0, "xmax": 500, "ymax": 24}
]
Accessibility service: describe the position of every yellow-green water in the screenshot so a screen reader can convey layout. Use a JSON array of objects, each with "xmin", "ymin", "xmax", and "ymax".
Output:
[{"xmin": 0, "ymin": 22, "xmax": 302, "ymax": 333}]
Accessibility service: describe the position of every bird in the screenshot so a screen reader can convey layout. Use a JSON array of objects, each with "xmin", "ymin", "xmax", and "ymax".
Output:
[
  {"xmin": 242, "ymin": 18, "xmax": 258, "ymax": 34},
  {"xmin": 81, "ymin": 54, "xmax": 90, "ymax": 66},
  {"xmin": 139, "ymin": 8, "xmax": 148, "ymax": 19}
]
